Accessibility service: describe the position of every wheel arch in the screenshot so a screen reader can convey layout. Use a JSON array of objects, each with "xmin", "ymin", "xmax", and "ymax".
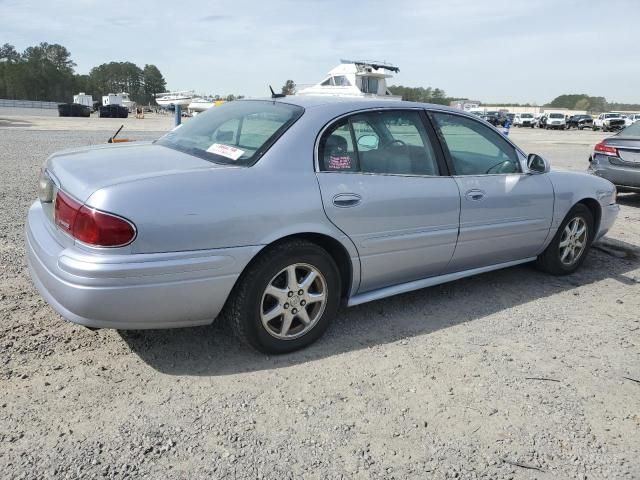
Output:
[
  {"xmin": 577, "ymin": 197, "xmax": 601, "ymax": 238},
  {"xmin": 231, "ymin": 232, "xmax": 357, "ymax": 303}
]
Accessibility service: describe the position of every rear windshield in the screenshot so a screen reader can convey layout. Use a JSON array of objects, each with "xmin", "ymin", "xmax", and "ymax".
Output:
[
  {"xmin": 549, "ymin": 113, "xmax": 564, "ymax": 119},
  {"xmin": 157, "ymin": 101, "xmax": 304, "ymax": 165},
  {"xmin": 621, "ymin": 121, "xmax": 640, "ymax": 137}
]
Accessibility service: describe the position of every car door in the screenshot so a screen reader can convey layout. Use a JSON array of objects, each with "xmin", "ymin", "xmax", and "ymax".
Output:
[
  {"xmin": 429, "ymin": 110, "xmax": 554, "ymax": 272},
  {"xmin": 315, "ymin": 109, "xmax": 460, "ymax": 293}
]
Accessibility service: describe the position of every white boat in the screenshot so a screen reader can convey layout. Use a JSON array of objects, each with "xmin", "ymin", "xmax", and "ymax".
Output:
[
  {"xmin": 118, "ymin": 92, "xmax": 135, "ymax": 111},
  {"xmin": 297, "ymin": 60, "xmax": 402, "ymax": 100},
  {"xmin": 188, "ymin": 97, "xmax": 215, "ymax": 113},
  {"xmin": 155, "ymin": 91, "xmax": 194, "ymax": 107}
]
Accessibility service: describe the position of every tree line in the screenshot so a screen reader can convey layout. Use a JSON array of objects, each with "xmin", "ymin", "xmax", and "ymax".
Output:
[
  {"xmin": 387, "ymin": 86, "xmax": 450, "ymax": 105},
  {"xmin": 0, "ymin": 42, "xmax": 166, "ymax": 105},
  {"xmin": 547, "ymin": 94, "xmax": 640, "ymax": 113}
]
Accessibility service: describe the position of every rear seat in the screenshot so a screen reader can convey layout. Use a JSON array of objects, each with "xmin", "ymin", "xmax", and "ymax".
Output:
[{"xmin": 360, "ymin": 146, "xmax": 436, "ymax": 175}]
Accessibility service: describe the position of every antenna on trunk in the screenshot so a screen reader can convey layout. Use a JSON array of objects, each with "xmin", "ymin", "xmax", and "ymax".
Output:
[{"xmin": 269, "ymin": 85, "xmax": 286, "ymax": 99}]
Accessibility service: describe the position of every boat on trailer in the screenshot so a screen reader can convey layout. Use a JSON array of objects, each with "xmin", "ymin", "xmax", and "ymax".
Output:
[
  {"xmin": 155, "ymin": 91, "xmax": 194, "ymax": 107},
  {"xmin": 297, "ymin": 60, "xmax": 402, "ymax": 100}
]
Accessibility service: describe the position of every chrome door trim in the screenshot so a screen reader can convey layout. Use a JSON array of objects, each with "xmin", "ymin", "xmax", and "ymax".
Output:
[{"xmin": 348, "ymin": 257, "xmax": 536, "ymax": 306}]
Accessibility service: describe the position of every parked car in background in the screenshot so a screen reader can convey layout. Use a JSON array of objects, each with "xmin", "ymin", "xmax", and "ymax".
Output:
[
  {"xmin": 593, "ymin": 113, "xmax": 625, "ymax": 132},
  {"xmin": 99, "ymin": 104, "xmax": 129, "ymax": 118},
  {"xmin": 480, "ymin": 111, "xmax": 500, "ymax": 126},
  {"xmin": 545, "ymin": 113, "xmax": 566, "ymax": 130},
  {"xmin": 566, "ymin": 115, "xmax": 594, "ymax": 130},
  {"xmin": 26, "ymin": 98, "xmax": 618, "ymax": 353},
  {"xmin": 589, "ymin": 120, "xmax": 640, "ymax": 193},
  {"xmin": 624, "ymin": 114, "xmax": 640, "ymax": 126},
  {"xmin": 57, "ymin": 103, "xmax": 91, "ymax": 118},
  {"xmin": 514, "ymin": 113, "xmax": 535, "ymax": 128}
]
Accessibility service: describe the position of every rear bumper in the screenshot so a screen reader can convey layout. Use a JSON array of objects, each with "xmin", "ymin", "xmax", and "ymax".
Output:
[
  {"xmin": 26, "ymin": 202, "xmax": 261, "ymax": 329},
  {"xmin": 589, "ymin": 155, "xmax": 640, "ymax": 189}
]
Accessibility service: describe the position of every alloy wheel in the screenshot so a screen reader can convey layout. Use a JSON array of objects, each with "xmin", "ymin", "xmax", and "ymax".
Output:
[
  {"xmin": 559, "ymin": 217, "xmax": 588, "ymax": 266},
  {"xmin": 260, "ymin": 263, "xmax": 327, "ymax": 340}
]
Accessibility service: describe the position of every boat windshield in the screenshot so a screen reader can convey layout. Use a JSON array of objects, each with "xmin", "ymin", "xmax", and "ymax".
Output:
[
  {"xmin": 156, "ymin": 100, "xmax": 304, "ymax": 166},
  {"xmin": 360, "ymin": 77, "xmax": 379, "ymax": 94}
]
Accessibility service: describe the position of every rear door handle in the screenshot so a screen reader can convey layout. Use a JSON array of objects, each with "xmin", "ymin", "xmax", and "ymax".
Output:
[
  {"xmin": 465, "ymin": 189, "xmax": 486, "ymax": 201},
  {"xmin": 333, "ymin": 193, "xmax": 362, "ymax": 208}
]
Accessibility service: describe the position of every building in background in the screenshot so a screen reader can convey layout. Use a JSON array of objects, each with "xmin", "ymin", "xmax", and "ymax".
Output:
[{"xmin": 450, "ymin": 99, "xmax": 481, "ymax": 111}]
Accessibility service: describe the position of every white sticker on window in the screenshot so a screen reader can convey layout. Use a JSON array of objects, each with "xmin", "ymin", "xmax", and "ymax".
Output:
[{"xmin": 206, "ymin": 143, "xmax": 245, "ymax": 160}]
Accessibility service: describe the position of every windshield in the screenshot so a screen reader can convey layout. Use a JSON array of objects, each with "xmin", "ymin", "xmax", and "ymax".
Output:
[
  {"xmin": 620, "ymin": 121, "xmax": 640, "ymax": 137},
  {"xmin": 521, "ymin": 114, "xmax": 533, "ymax": 118},
  {"xmin": 156, "ymin": 101, "xmax": 304, "ymax": 166},
  {"xmin": 605, "ymin": 114, "xmax": 621, "ymax": 118},
  {"xmin": 549, "ymin": 113, "xmax": 564, "ymax": 119}
]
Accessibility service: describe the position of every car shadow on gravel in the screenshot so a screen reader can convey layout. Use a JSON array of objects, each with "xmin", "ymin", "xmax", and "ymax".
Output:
[
  {"xmin": 120, "ymin": 237, "xmax": 640, "ymax": 376},
  {"xmin": 616, "ymin": 193, "xmax": 640, "ymax": 207}
]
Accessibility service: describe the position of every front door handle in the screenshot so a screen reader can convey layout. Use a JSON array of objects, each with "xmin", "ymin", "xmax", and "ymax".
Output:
[
  {"xmin": 465, "ymin": 189, "xmax": 486, "ymax": 201},
  {"xmin": 333, "ymin": 193, "xmax": 362, "ymax": 208}
]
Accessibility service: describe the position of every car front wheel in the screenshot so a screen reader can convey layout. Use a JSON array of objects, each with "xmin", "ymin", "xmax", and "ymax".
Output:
[
  {"xmin": 226, "ymin": 240, "xmax": 341, "ymax": 354},
  {"xmin": 536, "ymin": 204, "xmax": 594, "ymax": 275}
]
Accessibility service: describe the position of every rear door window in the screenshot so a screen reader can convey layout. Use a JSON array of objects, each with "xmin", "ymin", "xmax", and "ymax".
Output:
[{"xmin": 319, "ymin": 110, "xmax": 440, "ymax": 176}]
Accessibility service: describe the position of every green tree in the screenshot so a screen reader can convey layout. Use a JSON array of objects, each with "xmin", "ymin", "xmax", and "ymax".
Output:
[
  {"xmin": 142, "ymin": 64, "xmax": 166, "ymax": 104},
  {"xmin": 574, "ymin": 98, "xmax": 590, "ymax": 111},
  {"xmin": 0, "ymin": 43, "xmax": 21, "ymax": 63},
  {"xmin": 89, "ymin": 61, "xmax": 144, "ymax": 102},
  {"xmin": 388, "ymin": 85, "xmax": 450, "ymax": 104},
  {"xmin": 281, "ymin": 79, "xmax": 296, "ymax": 95}
]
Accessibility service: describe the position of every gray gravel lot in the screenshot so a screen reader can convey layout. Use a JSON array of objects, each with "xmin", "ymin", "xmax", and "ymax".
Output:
[{"xmin": 1, "ymin": 111, "xmax": 639, "ymax": 479}]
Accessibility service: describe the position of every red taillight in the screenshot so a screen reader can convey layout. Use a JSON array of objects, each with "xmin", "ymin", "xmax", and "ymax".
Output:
[
  {"xmin": 54, "ymin": 191, "xmax": 136, "ymax": 247},
  {"xmin": 594, "ymin": 141, "xmax": 618, "ymax": 156},
  {"xmin": 54, "ymin": 191, "xmax": 82, "ymax": 234}
]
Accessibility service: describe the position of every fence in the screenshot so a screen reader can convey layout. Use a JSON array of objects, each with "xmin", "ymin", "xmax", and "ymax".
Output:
[{"xmin": 0, "ymin": 99, "xmax": 58, "ymax": 109}]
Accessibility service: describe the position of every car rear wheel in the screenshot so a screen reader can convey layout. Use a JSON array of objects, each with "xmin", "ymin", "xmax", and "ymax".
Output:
[
  {"xmin": 225, "ymin": 240, "xmax": 341, "ymax": 354},
  {"xmin": 536, "ymin": 204, "xmax": 594, "ymax": 275}
]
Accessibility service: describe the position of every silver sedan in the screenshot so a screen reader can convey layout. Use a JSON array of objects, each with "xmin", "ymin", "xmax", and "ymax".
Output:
[{"xmin": 26, "ymin": 97, "xmax": 619, "ymax": 353}]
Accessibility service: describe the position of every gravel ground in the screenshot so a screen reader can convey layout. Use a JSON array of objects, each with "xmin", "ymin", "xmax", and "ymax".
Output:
[{"xmin": 1, "ymin": 112, "xmax": 639, "ymax": 479}]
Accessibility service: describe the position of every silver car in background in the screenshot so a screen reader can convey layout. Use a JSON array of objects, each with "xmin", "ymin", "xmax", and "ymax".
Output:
[
  {"xmin": 589, "ymin": 120, "xmax": 640, "ymax": 193},
  {"xmin": 26, "ymin": 97, "xmax": 619, "ymax": 353}
]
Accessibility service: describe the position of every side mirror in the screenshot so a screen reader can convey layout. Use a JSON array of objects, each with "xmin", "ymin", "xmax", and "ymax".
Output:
[
  {"xmin": 357, "ymin": 134, "xmax": 379, "ymax": 150},
  {"xmin": 527, "ymin": 153, "xmax": 550, "ymax": 174}
]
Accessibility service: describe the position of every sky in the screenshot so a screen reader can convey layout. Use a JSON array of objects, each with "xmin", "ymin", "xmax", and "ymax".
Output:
[{"xmin": 2, "ymin": 0, "xmax": 639, "ymax": 104}]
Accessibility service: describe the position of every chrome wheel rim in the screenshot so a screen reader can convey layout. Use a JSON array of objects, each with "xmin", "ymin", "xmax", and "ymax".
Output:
[
  {"xmin": 559, "ymin": 217, "xmax": 588, "ymax": 266},
  {"xmin": 260, "ymin": 263, "xmax": 327, "ymax": 340}
]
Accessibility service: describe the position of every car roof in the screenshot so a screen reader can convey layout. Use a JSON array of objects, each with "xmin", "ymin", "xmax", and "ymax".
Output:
[{"xmin": 240, "ymin": 95, "xmax": 462, "ymax": 114}]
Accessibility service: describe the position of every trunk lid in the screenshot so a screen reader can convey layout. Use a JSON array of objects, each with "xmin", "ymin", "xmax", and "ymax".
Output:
[{"xmin": 47, "ymin": 142, "xmax": 230, "ymax": 202}]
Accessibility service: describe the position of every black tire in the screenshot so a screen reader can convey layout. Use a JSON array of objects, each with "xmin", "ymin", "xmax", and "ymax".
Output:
[
  {"xmin": 536, "ymin": 204, "xmax": 594, "ymax": 275},
  {"xmin": 225, "ymin": 240, "xmax": 341, "ymax": 354}
]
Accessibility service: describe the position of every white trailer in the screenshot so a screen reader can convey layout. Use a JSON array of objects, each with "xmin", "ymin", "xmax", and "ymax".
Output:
[
  {"xmin": 102, "ymin": 94, "xmax": 123, "ymax": 106},
  {"xmin": 73, "ymin": 92, "xmax": 93, "ymax": 108}
]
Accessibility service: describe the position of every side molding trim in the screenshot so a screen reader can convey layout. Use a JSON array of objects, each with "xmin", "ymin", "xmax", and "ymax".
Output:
[{"xmin": 347, "ymin": 257, "xmax": 537, "ymax": 306}]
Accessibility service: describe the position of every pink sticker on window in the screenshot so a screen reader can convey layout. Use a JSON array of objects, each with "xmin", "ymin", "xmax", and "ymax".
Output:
[{"xmin": 328, "ymin": 155, "xmax": 352, "ymax": 170}]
